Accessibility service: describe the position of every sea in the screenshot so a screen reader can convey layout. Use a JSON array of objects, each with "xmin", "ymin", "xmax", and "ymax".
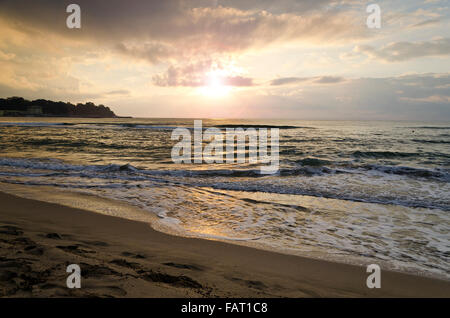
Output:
[{"xmin": 0, "ymin": 118, "xmax": 449, "ymax": 279}]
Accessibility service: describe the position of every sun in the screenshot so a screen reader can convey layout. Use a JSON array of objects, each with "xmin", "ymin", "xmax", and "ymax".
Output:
[{"xmin": 199, "ymin": 70, "xmax": 231, "ymax": 98}]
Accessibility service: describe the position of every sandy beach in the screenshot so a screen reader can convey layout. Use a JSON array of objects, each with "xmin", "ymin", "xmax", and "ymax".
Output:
[
  {"xmin": 0, "ymin": 191, "xmax": 448, "ymax": 298},
  {"xmin": 1, "ymin": 0, "xmax": 450, "ymax": 304}
]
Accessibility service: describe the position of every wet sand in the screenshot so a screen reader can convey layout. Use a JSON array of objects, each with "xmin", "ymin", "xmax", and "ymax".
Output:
[{"xmin": 0, "ymin": 191, "xmax": 448, "ymax": 297}]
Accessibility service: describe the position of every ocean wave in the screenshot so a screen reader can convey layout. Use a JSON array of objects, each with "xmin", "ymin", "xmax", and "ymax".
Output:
[
  {"xmin": 361, "ymin": 164, "xmax": 450, "ymax": 181},
  {"xmin": 406, "ymin": 126, "xmax": 450, "ymax": 130},
  {"xmin": 352, "ymin": 150, "xmax": 417, "ymax": 159},
  {"xmin": 23, "ymin": 139, "xmax": 92, "ymax": 147},
  {"xmin": 282, "ymin": 138, "xmax": 323, "ymax": 143},
  {"xmin": 22, "ymin": 138, "xmax": 132, "ymax": 149},
  {"xmin": 0, "ymin": 157, "xmax": 448, "ymax": 181},
  {"xmin": 0, "ymin": 121, "xmax": 308, "ymax": 130},
  {"xmin": 214, "ymin": 124, "xmax": 311, "ymax": 129},
  {"xmin": 0, "ymin": 158, "xmax": 142, "ymax": 175},
  {"xmin": 0, "ymin": 121, "xmax": 180, "ymax": 130},
  {"xmin": 0, "ymin": 157, "xmax": 448, "ymax": 210},
  {"xmin": 412, "ymin": 139, "xmax": 450, "ymax": 144},
  {"xmin": 0, "ymin": 122, "xmax": 72, "ymax": 127},
  {"xmin": 100, "ymin": 163, "xmax": 139, "ymax": 172},
  {"xmin": 296, "ymin": 157, "xmax": 331, "ymax": 166},
  {"xmin": 0, "ymin": 157, "xmax": 82, "ymax": 171},
  {"xmin": 204, "ymin": 181, "xmax": 450, "ymax": 211}
]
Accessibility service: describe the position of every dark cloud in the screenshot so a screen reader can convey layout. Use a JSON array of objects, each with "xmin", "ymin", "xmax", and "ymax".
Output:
[{"xmin": 0, "ymin": 0, "xmax": 367, "ymax": 65}]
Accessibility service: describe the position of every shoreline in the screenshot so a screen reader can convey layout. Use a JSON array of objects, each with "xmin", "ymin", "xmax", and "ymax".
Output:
[
  {"xmin": 1, "ymin": 182, "xmax": 446, "ymax": 282},
  {"xmin": 0, "ymin": 191, "xmax": 449, "ymax": 297}
]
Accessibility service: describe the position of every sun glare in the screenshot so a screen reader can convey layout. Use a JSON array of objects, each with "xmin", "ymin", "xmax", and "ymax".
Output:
[{"xmin": 199, "ymin": 71, "xmax": 231, "ymax": 98}]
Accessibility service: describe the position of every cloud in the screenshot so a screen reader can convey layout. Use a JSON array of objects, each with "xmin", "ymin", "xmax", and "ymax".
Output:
[
  {"xmin": 0, "ymin": 0, "xmax": 368, "ymax": 65},
  {"xmin": 152, "ymin": 60, "xmax": 254, "ymax": 87},
  {"xmin": 223, "ymin": 76, "xmax": 254, "ymax": 87},
  {"xmin": 355, "ymin": 38, "xmax": 450, "ymax": 62},
  {"xmin": 114, "ymin": 43, "xmax": 176, "ymax": 65},
  {"xmin": 270, "ymin": 77, "xmax": 310, "ymax": 86},
  {"xmin": 152, "ymin": 60, "xmax": 212, "ymax": 87},
  {"xmin": 400, "ymin": 95, "xmax": 450, "ymax": 103},
  {"xmin": 410, "ymin": 18, "xmax": 441, "ymax": 29},
  {"xmin": 105, "ymin": 89, "xmax": 130, "ymax": 96},
  {"xmin": 0, "ymin": 49, "xmax": 15, "ymax": 61},
  {"xmin": 218, "ymin": 0, "xmax": 332, "ymax": 14},
  {"xmin": 314, "ymin": 76, "xmax": 344, "ymax": 84},
  {"xmin": 0, "ymin": 0, "xmax": 369, "ymax": 99},
  {"xmin": 0, "ymin": 0, "xmax": 448, "ymax": 122},
  {"xmin": 270, "ymin": 76, "xmax": 344, "ymax": 86},
  {"xmin": 266, "ymin": 73, "xmax": 450, "ymax": 120}
]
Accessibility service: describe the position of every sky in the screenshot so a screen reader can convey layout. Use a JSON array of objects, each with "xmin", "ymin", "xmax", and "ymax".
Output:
[{"xmin": 0, "ymin": 0, "xmax": 449, "ymax": 120}]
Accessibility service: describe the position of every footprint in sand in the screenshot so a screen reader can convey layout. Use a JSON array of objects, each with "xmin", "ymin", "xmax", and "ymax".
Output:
[
  {"xmin": 56, "ymin": 244, "xmax": 95, "ymax": 255},
  {"xmin": 121, "ymin": 251, "xmax": 146, "ymax": 259},
  {"xmin": 162, "ymin": 262, "xmax": 203, "ymax": 271},
  {"xmin": 0, "ymin": 225, "xmax": 24, "ymax": 236}
]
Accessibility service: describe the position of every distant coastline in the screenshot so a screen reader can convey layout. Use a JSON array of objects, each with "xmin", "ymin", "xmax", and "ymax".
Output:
[{"xmin": 0, "ymin": 97, "xmax": 118, "ymax": 118}]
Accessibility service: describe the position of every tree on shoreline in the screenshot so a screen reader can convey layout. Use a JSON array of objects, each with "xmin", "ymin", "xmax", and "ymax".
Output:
[{"xmin": 0, "ymin": 97, "xmax": 116, "ymax": 117}]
